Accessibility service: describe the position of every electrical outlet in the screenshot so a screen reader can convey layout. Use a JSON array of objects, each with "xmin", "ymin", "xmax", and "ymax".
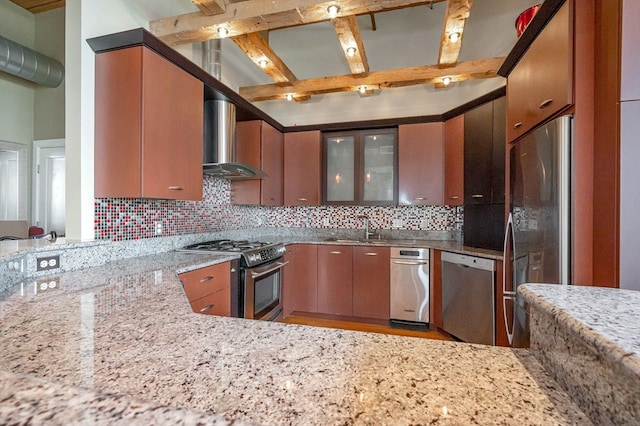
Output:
[
  {"xmin": 392, "ymin": 219, "xmax": 403, "ymax": 228},
  {"xmin": 155, "ymin": 221, "xmax": 163, "ymax": 235},
  {"xmin": 36, "ymin": 255, "xmax": 60, "ymax": 272},
  {"xmin": 35, "ymin": 277, "xmax": 60, "ymax": 293},
  {"xmin": 323, "ymin": 217, "xmax": 330, "ymax": 227}
]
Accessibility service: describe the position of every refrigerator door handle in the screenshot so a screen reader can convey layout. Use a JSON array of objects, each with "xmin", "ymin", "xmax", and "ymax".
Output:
[{"xmin": 502, "ymin": 212, "xmax": 516, "ymax": 346}]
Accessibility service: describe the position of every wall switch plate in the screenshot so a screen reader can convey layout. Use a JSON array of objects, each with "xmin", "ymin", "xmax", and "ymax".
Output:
[
  {"xmin": 154, "ymin": 270, "xmax": 163, "ymax": 285},
  {"xmin": 323, "ymin": 217, "xmax": 330, "ymax": 227},
  {"xmin": 155, "ymin": 221, "xmax": 163, "ymax": 235},
  {"xmin": 421, "ymin": 219, "xmax": 430, "ymax": 229},
  {"xmin": 392, "ymin": 219, "xmax": 403, "ymax": 228},
  {"xmin": 36, "ymin": 255, "xmax": 60, "ymax": 271}
]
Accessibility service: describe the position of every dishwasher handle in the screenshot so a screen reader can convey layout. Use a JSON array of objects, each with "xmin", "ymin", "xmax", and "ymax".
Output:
[{"xmin": 391, "ymin": 260, "xmax": 429, "ymax": 266}]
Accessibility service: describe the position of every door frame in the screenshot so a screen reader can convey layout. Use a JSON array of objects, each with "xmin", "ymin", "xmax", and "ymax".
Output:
[{"xmin": 32, "ymin": 138, "xmax": 65, "ymax": 231}]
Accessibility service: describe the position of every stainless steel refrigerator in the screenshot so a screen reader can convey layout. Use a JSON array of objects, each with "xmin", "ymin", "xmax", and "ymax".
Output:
[{"xmin": 503, "ymin": 114, "xmax": 572, "ymax": 347}]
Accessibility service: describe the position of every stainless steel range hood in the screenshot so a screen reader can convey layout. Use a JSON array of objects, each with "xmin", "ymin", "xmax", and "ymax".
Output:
[{"xmin": 201, "ymin": 40, "xmax": 265, "ymax": 179}]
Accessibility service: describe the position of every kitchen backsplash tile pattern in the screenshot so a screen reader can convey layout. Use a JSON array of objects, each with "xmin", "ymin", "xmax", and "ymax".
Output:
[{"xmin": 95, "ymin": 177, "xmax": 463, "ymax": 241}]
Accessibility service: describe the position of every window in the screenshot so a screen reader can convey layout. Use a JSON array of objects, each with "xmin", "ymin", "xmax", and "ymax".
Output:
[{"xmin": 323, "ymin": 128, "xmax": 397, "ymax": 205}]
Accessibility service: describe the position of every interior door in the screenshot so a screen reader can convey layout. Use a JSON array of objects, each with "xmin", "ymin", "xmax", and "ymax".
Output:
[{"xmin": 34, "ymin": 142, "xmax": 65, "ymax": 235}]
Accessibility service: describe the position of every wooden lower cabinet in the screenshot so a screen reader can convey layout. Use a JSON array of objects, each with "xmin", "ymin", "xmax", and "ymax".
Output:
[
  {"xmin": 283, "ymin": 244, "xmax": 318, "ymax": 316},
  {"xmin": 317, "ymin": 245, "xmax": 353, "ymax": 316},
  {"xmin": 352, "ymin": 246, "xmax": 390, "ymax": 320},
  {"xmin": 179, "ymin": 262, "xmax": 231, "ymax": 316}
]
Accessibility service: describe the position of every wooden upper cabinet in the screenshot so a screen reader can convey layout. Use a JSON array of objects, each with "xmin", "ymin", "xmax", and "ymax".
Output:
[
  {"xmin": 444, "ymin": 115, "xmax": 464, "ymax": 206},
  {"xmin": 231, "ymin": 120, "xmax": 284, "ymax": 206},
  {"xmin": 506, "ymin": 0, "xmax": 573, "ymax": 142},
  {"xmin": 352, "ymin": 246, "xmax": 390, "ymax": 320},
  {"xmin": 95, "ymin": 46, "xmax": 203, "ymax": 200},
  {"xmin": 398, "ymin": 122, "xmax": 444, "ymax": 206},
  {"xmin": 284, "ymin": 131, "xmax": 322, "ymax": 206}
]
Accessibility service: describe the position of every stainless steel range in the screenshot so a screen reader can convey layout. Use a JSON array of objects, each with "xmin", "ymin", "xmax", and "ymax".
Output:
[{"xmin": 179, "ymin": 239, "xmax": 287, "ymax": 321}]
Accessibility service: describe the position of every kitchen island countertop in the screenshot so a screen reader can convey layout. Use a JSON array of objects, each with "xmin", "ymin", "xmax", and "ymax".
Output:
[{"xmin": 0, "ymin": 250, "xmax": 586, "ymax": 425}]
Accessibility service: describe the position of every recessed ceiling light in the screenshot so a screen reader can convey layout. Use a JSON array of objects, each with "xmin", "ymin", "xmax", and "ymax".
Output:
[
  {"xmin": 286, "ymin": 93, "xmax": 293, "ymax": 101},
  {"xmin": 359, "ymin": 85, "xmax": 367, "ymax": 94},
  {"xmin": 346, "ymin": 47, "xmax": 357, "ymax": 57},
  {"xmin": 448, "ymin": 32, "xmax": 461, "ymax": 43},
  {"xmin": 327, "ymin": 5, "xmax": 340, "ymax": 19},
  {"xmin": 218, "ymin": 27, "xmax": 229, "ymax": 38},
  {"xmin": 258, "ymin": 59, "xmax": 268, "ymax": 68},
  {"xmin": 443, "ymin": 77, "xmax": 451, "ymax": 86}
]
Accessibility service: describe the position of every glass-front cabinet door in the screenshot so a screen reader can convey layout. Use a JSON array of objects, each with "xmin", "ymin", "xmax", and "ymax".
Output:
[
  {"xmin": 323, "ymin": 128, "xmax": 397, "ymax": 205},
  {"xmin": 325, "ymin": 135, "xmax": 355, "ymax": 202}
]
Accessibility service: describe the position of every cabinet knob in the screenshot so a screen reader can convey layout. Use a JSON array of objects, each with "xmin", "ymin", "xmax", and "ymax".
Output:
[
  {"xmin": 199, "ymin": 304, "xmax": 215, "ymax": 313},
  {"xmin": 471, "ymin": 194, "xmax": 484, "ymax": 198},
  {"xmin": 200, "ymin": 276, "xmax": 214, "ymax": 283},
  {"xmin": 168, "ymin": 186, "xmax": 184, "ymax": 191},
  {"xmin": 539, "ymin": 99, "xmax": 553, "ymax": 109}
]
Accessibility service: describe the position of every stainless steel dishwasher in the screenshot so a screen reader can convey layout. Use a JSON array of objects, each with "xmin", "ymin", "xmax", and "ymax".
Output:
[
  {"xmin": 441, "ymin": 252, "xmax": 495, "ymax": 345},
  {"xmin": 390, "ymin": 247, "xmax": 429, "ymax": 325}
]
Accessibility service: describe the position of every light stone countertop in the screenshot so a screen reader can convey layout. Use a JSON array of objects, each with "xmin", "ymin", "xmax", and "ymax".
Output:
[
  {"xmin": 0, "ymin": 251, "xmax": 588, "ymax": 425},
  {"xmin": 519, "ymin": 284, "xmax": 640, "ymax": 382}
]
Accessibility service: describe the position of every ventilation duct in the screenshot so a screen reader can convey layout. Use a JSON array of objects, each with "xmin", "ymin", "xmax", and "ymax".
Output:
[
  {"xmin": 201, "ymin": 39, "xmax": 265, "ymax": 179},
  {"xmin": 0, "ymin": 34, "xmax": 64, "ymax": 88}
]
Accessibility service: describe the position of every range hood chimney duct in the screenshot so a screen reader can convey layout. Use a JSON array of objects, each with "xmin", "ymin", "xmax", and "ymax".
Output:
[
  {"xmin": 0, "ymin": 34, "xmax": 64, "ymax": 87},
  {"xmin": 202, "ymin": 39, "xmax": 264, "ymax": 179}
]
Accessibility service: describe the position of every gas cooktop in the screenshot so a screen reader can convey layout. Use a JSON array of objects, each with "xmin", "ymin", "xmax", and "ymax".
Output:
[{"xmin": 178, "ymin": 239, "xmax": 286, "ymax": 267}]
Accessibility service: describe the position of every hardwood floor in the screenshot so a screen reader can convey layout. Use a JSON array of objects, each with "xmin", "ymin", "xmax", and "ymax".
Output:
[{"xmin": 282, "ymin": 312, "xmax": 454, "ymax": 341}]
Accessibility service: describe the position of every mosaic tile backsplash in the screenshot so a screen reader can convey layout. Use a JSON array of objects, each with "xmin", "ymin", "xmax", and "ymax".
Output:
[{"xmin": 95, "ymin": 177, "xmax": 463, "ymax": 241}]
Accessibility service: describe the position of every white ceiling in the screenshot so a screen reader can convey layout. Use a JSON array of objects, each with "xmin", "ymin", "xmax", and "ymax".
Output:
[{"xmin": 137, "ymin": 0, "xmax": 538, "ymax": 126}]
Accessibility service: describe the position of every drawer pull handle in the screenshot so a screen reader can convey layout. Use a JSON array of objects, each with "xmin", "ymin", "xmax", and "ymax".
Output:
[
  {"xmin": 471, "ymin": 194, "xmax": 484, "ymax": 198},
  {"xmin": 513, "ymin": 122, "xmax": 523, "ymax": 129},
  {"xmin": 539, "ymin": 99, "xmax": 553, "ymax": 109},
  {"xmin": 414, "ymin": 196, "xmax": 426, "ymax": 200},
  {"xmin": 200, "ymin": 276, "xmax": 214, "ymax": 283},
  {"xmin": 168, "ymin": 186, "xmax": 184, "ymax": 191},
  {"xmin": 200, "ymin": 304, "xmax": 215, "ymax": 313},
  {"xmin": 330, "ymin": 251, "xmax": 342, "ymax": 255},
  {"xmin": 297, "ymin": 198, "xmax": 308, "ymax": 201},
  {"xmin": 365, "ymin": 252, "xmax": 378, "ymax": 256},
  {"xmin": 449, "ymin": 196, "xmax": 460, "ymax": 199}
]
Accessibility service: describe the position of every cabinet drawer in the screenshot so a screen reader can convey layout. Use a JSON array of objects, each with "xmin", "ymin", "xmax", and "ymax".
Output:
[
  {"xmin": 190, "ymin": 287, "xmax": 231, "ymax": 316},
  {"xmin": 506, "ymin": 1, "xmax": 573, "ymax": 142},
  {"xmin": 179, "ymin": 262, "xmax": 230, "ymax": 302}
]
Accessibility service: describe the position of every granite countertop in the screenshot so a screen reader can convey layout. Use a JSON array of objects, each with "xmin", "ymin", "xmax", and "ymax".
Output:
[
  {"xmin": 520, "ymin": 284, "xmax": 640, "ymax": 380},
  {"xmin": 0, "ymin": 251, "xmax": 587, "ymax": 424}
]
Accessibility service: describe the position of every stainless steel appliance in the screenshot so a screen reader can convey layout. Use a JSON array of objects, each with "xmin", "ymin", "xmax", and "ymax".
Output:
[
  {"xmin": 441, "ymin": 252, "xmax": 496, "ymax": 345},
  {"xmin": 390, "ymin": 247, "xmax": 429, "ymax": 324},
  {"xmin": 179, "ymin": 240, "xmax": 287, "ymax": 321},
  {"xmin": 503, "ymin": 115, "xmax": 572, "ymax": 347}
]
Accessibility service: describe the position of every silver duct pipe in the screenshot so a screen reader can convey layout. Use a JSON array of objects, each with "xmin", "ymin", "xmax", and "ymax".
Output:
[{"xmin": 0, "ymin": 34, "xmax": 64, "ymax": 88}]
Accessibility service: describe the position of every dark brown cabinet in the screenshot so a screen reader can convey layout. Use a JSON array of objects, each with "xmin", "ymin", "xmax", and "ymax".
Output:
[
  {"xmin": 398, "ymin": 123, "xmax": 444, "ymax": 206},
  {"xmin": 317, "ymin": 245, "xmax": 353, "ymax": 316},
  {"xmin": 231, "ymin": 120, "xmax": 284, "ymax": 206},
  {"xmin": 94, "ymin": 46, "xmax": 203, "ymax": 200},
  {"xmin": 352, "ymin": 246, "xmax": 390, "ymax": 320},
  {"xmin": 464, "ymin": 97, "xmax": 505, "ymax": 205},
  {"xmin": 444, "ymin": 116, "xmax": 464, "ymax": 206},
  {"xmin": 506, "ymin": 1, "xmax": 573, "ymax": 142},
  {"xmin": 284, "ymin": 131, "xmax": 322, "ymax": 206},
  {"xmin": 283, "ymin": 244, "xmax": 318, "ymax": 316},
  {"xmin": 179, "ymin": 262, "xmax": 231, "ymax": 316}
]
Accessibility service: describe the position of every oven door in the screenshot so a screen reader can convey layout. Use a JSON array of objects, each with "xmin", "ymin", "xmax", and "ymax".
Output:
[{"xmin": 243, "ymin": 258, "xmax": 288, "ymax": 321}]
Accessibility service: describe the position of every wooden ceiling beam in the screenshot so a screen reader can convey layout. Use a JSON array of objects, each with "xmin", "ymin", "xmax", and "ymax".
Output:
[
  {"xmin": 239, "ymin": 57, "xmax": 505, "ymax": 101},
  {"xmin": 150, "ymin": 0, "xmax": 446, "ymax": 45},
  {"xmin": 231, "ymin": 32, "xmax": 299, "ymax": 83},
  {"xmin": 332, "ymin": 16, "xmax": 369, "ymax": 75},
  {"xmin": 9, "ymin": 0, "xmax": 65, "ymax": 13},
  {"xmin": 191, "ymin": 0, "xmax": 226, "ymax": 15},
  {"xmin": 438, "ymin": 0, "xmax": 473, "ymax": 67}
]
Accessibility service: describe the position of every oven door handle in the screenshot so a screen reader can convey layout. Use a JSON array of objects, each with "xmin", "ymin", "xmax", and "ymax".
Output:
[{"xmin": 250, "ymin": 261, "xmax": 289, "ymax": 279}]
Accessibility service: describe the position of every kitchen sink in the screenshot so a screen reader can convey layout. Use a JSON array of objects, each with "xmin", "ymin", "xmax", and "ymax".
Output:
[{"xmin": 323, "ymin": 237, "xmax": 390, "ymax": 244}]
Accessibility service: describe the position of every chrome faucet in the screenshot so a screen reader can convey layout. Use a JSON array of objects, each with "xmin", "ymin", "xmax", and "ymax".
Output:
[{"xmin": 357, "ymin": 215, "xmax": 375, "ymax": 240}]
